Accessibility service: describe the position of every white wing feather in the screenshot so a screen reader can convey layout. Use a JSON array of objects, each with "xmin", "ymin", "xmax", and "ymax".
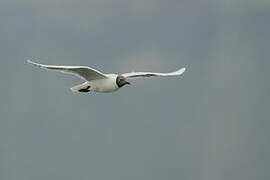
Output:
[
  {"xmin": 27, "ymin": 60, "xmax": 107, "ymax": 81},
  {"xmin": 122, "ymin": 67, "xmax": 186, "ymax": 79}
]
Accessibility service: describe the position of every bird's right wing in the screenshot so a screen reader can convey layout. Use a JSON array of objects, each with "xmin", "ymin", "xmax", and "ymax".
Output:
[
  {"xmin": 122, "ymin": 67, "xmax": 186, "ymax": 79},
  {"xmin": 27, "ymin": 60, "xmax": 108, "ymax": 81}
]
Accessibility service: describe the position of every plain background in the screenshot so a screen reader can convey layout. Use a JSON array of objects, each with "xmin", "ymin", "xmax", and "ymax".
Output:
[{"xmin": 0, "ymin": 0, "xmax": 269, "ymax": 180}]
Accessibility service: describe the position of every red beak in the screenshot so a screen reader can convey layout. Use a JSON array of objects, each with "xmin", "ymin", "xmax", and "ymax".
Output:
[{"xmin": 125, "ymin": 81, "xmax": 131, "ymax": 85}]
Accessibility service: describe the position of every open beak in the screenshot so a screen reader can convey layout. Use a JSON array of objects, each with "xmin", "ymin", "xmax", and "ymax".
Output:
[{"xmin": 125, "ymin": 81, "xmax": 131, "ymax": 85}]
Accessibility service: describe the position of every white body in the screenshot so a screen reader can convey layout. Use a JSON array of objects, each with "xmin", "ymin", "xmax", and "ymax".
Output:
[
  {"xmin": 87, "ymin": 74, "xmax": 119, "ymax": 93},
  {"xmin": 27, "ymin": 60, "xmax": 186, "ymax": 93}
]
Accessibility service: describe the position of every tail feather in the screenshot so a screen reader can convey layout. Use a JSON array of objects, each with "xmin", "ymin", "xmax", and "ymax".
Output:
[{"xmin": 71, "ymin": 82, "xmax": 91, "ymax": 93}]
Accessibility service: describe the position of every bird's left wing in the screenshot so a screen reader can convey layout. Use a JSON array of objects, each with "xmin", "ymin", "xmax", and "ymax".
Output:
[
  {"xmin": 27, "ymin": 60, "xmax": 108, "ymax": 81},
  {"xmin": 122, "ymin": 67, "xmax": 186, "ymax": 79}
]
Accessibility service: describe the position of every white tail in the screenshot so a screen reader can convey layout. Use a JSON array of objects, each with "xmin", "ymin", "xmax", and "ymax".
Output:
[{"xmin": 71, "ymin": 82, "xmax": 91, "ymax": 93}]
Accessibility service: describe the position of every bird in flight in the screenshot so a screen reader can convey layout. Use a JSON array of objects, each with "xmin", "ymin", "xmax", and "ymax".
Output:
[{"xmin": 27, "ymin": 60, "xmax": 186, "ymax": 93}]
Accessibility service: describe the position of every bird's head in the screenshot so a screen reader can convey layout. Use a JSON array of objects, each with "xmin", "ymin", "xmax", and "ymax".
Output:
[{"xmin": 116, "ymin": 75, "xmax": 131, "ymax": 87}]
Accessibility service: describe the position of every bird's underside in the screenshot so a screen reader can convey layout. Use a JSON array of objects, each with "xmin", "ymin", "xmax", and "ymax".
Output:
[{"xmin": 27, "ymin": 60, "xmax": 186, "ymax": 93}]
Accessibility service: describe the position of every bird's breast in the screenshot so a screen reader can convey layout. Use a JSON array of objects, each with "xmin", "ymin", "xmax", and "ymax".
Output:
[{"xmin": 91, "ymin": 75, "xmax": 119, "ymax": 93}]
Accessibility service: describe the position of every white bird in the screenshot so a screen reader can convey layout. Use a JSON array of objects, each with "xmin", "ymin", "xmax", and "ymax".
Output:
[{"xmin": 27, "ymin": 60, "xmax": 186, "ymax": 93}]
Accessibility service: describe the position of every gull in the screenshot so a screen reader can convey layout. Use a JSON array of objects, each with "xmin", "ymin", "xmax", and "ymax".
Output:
[{"xmin": 27, "ymin": 60, "xmax": 186, "ymax": 93}]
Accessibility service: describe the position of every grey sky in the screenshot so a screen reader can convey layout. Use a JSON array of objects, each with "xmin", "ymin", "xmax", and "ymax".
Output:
[{"xmin": 0, "ymin": 0, "xmax": 270, "ymax": 180}]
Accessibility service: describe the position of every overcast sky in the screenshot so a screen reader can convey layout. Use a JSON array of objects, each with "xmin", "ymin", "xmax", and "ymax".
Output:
[{"xmin": 0, "ymin": 0, "xmax": 270, "ymax": 180}]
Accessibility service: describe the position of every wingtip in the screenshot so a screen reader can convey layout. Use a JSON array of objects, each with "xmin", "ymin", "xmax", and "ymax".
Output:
[
  {"xmin": 27, "ymin": 59, "xmax": 35, "ymax": 65},
  {"xmin": 181, "ymin": 67, "xmax": 186, "ymax": 72},
  {"xmin": 27, "ymin": 60, "xmax": 43, "ymax": 68},
  {"xmin": 176, "ymin": 67, "xmax": 186, "ymax": 75}
]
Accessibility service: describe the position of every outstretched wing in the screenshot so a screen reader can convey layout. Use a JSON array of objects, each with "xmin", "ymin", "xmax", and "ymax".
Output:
[
  {"xmin": 122, "ymin": 67, "xmax": 186, "ymax": 79},
  {"xmin": 27, "ymin": 60, "xmax": 107, "ymax": 81}
]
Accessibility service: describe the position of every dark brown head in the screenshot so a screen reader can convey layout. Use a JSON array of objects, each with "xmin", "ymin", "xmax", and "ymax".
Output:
[{"xmin": 116, "ymin": 75, "xmax": 131, "ymax": 88}]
